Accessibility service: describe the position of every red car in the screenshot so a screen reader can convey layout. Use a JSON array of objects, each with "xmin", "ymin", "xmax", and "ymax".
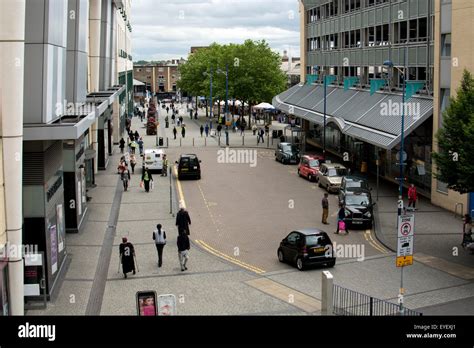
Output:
[{"xmin": 298, "ymin": 155, "xmax": 324, "ymax": 182}]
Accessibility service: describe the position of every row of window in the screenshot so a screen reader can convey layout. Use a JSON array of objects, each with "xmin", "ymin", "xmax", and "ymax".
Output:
[
  {"xmin": 307, "ymin": 17, "xmax": 431, "ymax": 51},
  {"xmin": 308, "ymin": 0, "xmax": 400, "ymax": 23},
  {"xmin": 305, "ymin": 65, "xmax": 430, "ymax": 91}
]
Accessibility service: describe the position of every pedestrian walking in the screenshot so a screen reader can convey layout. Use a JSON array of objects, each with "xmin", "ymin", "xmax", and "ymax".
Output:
[
  {"xmin": 200, "ymin": 125, "xmax": 204, "ymax": 137},
  {"xmin": 173, "ymin": 126, "xmax": 177, "ymax": 140},
  {"xmin": 121, "ymin": 166, "xmax": 131, "ymax": 191},
  {"xmin": 171, "ymin": 114, "xmax": 176, "ymax": 124},
  {"xmin": 257, "ymin": 128, "xmax": 264, "ymax": 144},
  {"xmin": 462, "ymin": 214, "xmax": 473, "ymax": 247},
  {"xmin": 153, "ymin": 224, "xmax": 167, "ymax": 267},
  {"xmin": 177, "ymin": 233, "xmax": 190, "ymax": 272},
  {"xmin": 240, "ymin": 124, "xmax": 245, "ymax": 136},
  {"xmin": 119, "ymin": 237, "xmax": 136, "ymax": 278},
  {"xmin": 134, "ymin": 130, "xmax": 139, "ymax": 140},
  {"xmin": 129, "ymin": 154, "xmax": 137, "ymax": 174},
  {"xmin": 161, "ymin": 154, "xmax": 168, "ymax": 177},
  {"xmin": 176, "ymin": 206, "xmax": 191, "ymax": 235},
  {"xmin": 119, "ymin": 138, "xmax": 125, "ymax": 154},
  {"xmin": 225, "ymin": 127, "xmax": 229, "ymax": 146},
  {"xmin": 137, "ymin": 137, "xmax": 144, "ymax": 156},
  {"xmin": 130, "ymin": 140, "xmax": 138, "ymax": 154},
  {"xmin": 335, "ymin": 203, "xmax": 349, "ymax": 234},
  {"xmin": 166, "ymin": 106, "xmax": 169, "ymax": 115},
  {"xmin": 141, "ymin": 167, "xmax": 153, "ymax": 193},
  {"xmin": 321, "ymin": 193, "xmax": 329, "ymax": 224},
  {"xmin": 408, "ymin": 184, "xmax": 418, "ymax": 210},
  {"xmin": 252, "ymin": 124, "xmax": 257, "ymax": 135},
  {"xmin": 205, "ymin": 124, "xmax": 209, "ymax": 137},
  {"xmin": 181, "ymin": 126, "xmax": 186, "ymax": 138}
]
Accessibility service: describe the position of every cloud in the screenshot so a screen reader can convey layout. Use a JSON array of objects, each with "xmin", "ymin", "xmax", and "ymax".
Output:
[{"xmin": 131, "ymin": 0, "xmax": 300, "ymax": 61}]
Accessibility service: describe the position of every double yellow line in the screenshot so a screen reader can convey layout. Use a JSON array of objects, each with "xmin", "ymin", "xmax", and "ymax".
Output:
[
  {"xmin": 195, "ymin": 240, "xmax": 265, "ymax": 274},
  {"xmin": 174, "ymin": 165, "xmax": 265, "ymax": 274},
  {"xmin": 364, "ymin": 229, "xmax": 390, "ymax": 254}
]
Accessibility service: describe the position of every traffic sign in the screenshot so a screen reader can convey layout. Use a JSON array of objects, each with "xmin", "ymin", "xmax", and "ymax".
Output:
[
  {"xmin": 397, "ymin": 235, "xmax": 413, "ymax": 256},
  {"xmin": 396, "ymin": 150, "xmax": 407, "ymax": 162},
  {"xmin": 397, "ymin": 200, "xmax": 404, "ymax": 209},
  {"xmin": 398, "ymin": 215, "xmax": 414, "ymax": 238},
  {"xmin": 158, "ymin": 294, "xmax": 176, "ymax": 316},
  {"xmin": 396, "ymin": 255, "xmax": 413, "ymax": 267}
]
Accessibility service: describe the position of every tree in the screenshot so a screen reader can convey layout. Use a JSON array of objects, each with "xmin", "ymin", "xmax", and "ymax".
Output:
[
  {"xmin": 177, "ymin": 40, "xmax": 287, "ymax": 127},
  {"xmin": 432, "ymin": 69, "xmax": 474, "ymax": 194}
]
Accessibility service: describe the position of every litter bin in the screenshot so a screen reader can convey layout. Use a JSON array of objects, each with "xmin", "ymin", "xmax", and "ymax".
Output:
[
  {"xmin": 165, "ymin": 121, "xmax": 169, "ymax": 128},
  {"xmin": 158, "ymin": 137, "xmax": 164, "ymax": 146},
  {"xmin": 272, "ymin": 130, "xmax": 278, "ymax": 139}
]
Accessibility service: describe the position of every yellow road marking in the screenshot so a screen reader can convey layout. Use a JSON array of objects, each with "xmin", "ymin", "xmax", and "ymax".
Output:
[
  {"xmin": 195, "ymin": 240, "xmax": 265, "ymax": 274},
  {"xmin": 364, "ymin": 230, "xmax": 389, "ymax": 254},
  {"xmin": 365, "ymin": 229, "xmax": 390, "ymax": 254},
  {"xmin": 173, "ymin": 166, "xmax": 186, "ymax": 208}
]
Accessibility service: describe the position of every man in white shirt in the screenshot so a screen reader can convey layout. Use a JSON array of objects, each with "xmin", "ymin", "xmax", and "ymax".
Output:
[{"xmin": 153, "ymin": 224, "xmax": 167, "ymax": 267}]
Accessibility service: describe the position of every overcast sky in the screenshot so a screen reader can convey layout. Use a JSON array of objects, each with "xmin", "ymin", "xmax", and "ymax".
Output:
[{"xmin": 131, "ymin": 0, "xmax": 300, "ymax": 62}]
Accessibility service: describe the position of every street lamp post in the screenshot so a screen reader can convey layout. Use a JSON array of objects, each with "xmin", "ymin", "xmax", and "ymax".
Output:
[
  {"xmin": 203, "ymin": 68, "xmax": 214, "ymax": 118},
  {"xmin": 383, "ymin": 44, "xmax": 408, "ymax": 315},
  {"xmin": 217, "ymin": 65, "xmax": 229, "ymax": 123}
]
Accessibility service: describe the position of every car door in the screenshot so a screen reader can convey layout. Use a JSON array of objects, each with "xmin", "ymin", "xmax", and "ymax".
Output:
[
  {"xmin": 319, "ymin": 165, "xmax": 327, "ymax": 185},
  {"xmin": 275, "ymin": 144, "xmax": 282, "ymax": 161},
  {"xmin": 300, "ymin": 158, "xmax": 308, "ymax": 177},
  {"xmin": 282, "ymin": 232, "xmax": 299, "ymax": 261}
]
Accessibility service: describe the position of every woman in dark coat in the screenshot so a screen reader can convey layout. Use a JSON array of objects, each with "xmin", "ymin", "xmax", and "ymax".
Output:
[{"xmin": 119, "ymin": 237, "xmax": 136, "ymax": 278}]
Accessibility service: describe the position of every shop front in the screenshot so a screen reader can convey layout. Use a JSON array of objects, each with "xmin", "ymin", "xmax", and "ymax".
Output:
[
  {"xmin": 63, "ymin": 136, "xmax": 88, "ymax": 233},
  {"xmin": 23, "ymin": 141, "xmax": 67, "ymax": 298}
]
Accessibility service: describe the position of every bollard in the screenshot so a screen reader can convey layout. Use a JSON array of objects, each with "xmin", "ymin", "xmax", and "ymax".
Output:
[
  {"xmin": 218, "ymin": 136, "xmax": 221, "ymax": 147},
  {"xmin": 193, "ymin": 138, "xmax": 194, "ymax": 147},
  {"xmin": 166, "ymin": 137, "xmax": 169, "ymax": 147},
  {"xmin": 205, "ymin": 137, "xmax": 207, "ymax": 147},
  {"xmin": 321, "ymin": 271, "xmax": 334, "ymax": 315},
  {"xmin": 180, "ymin": 138, "xmax": 182, "ymax": 147},
  {"xmin": 242, "ymin": 135, "xmax": 244, "ymax": 146}
]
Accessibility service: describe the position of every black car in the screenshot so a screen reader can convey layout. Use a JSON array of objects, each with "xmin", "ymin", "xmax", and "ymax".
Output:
[
  {"xmin": 275, "ymin": 142, "xmax": 300, "ymax": 164},
  {"xmin": 339, "ymin": 176, "xmax": 371, "ymax": 202},
  {"xmin": 176, "ymin": 154, "xmax": 201, "ymax": 180},
  {"xmin": 341, "ymin": 190, "xmax": 375, "ymax": 229},
  {"xmin": 277, "ymin": 228, "xmax": 335, "ymax": 271}
]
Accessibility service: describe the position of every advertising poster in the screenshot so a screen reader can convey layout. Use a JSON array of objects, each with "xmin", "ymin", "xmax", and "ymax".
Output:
[
  {"xmin": 77, "ymin": 181, "xmax": 82, "ymax": 216},
  {"xmin": 56, "ymin": 204, "xmax": 65, "ymax": 252},
  {"xmin": 49, "ymin": 223, "xmax": 58, "ymax": 275}
]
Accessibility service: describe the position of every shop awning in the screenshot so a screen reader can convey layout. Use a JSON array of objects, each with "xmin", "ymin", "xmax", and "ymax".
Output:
[
  {"xmin": 24, "ymin": 85, "xmax": 125, "ymax": 141},
  {"xmin": 272, "ymin": 83, "xmax": 433, "ymax": 150}
]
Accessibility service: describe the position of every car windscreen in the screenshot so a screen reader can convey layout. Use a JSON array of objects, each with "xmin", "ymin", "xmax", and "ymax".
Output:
[
  {"xmin": 305, "ymin": 235, "xmax": 330, "ymax": 246},
  {"xmin": 308, "ymin": 159, "xmax": 320, "ymax": 167},
  {"xmin": 346, "ymin": 181, "xmax": 367, "ymax": 188},
  {"xmin": 282, "ymin": 145, "xmax": 298, "ymax": 152},
  {"xmin": 345, "ymin": 195, "xmax": 370, "ymax": 206},
  {"xmin": 328, "ymin": 168, "xmax": 347, "ymax": 176}
]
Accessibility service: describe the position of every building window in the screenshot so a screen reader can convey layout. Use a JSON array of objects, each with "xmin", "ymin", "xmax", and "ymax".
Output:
[
  {"xmin": 146, "ymin": 68, "xmax": 151, "ymax": 73},
  {"xmin": 441, "ymin": 34, "xmax": 451, "ymax": 57},
  {"xmin": 439, "ymin": 88, "xmax": 451, "ymax": 128},
  {"xmin": 437, "ymin": 180, "xmax": 449, "ymax": 194}
]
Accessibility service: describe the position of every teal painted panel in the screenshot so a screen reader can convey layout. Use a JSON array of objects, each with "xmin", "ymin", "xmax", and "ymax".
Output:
[
  {"xmin": 408, "ymin": 46, "xmax": 417, "ymax": 65},
  {"xmin": 383, "ymin": 6, "xmax": 389, "ymax": 23},
  {"xmin": 419, "ymin": 0, "xmax": 428, "ymax": 16},
  {"xmin": 345, "ymin": 16, "xmax": 350, "ymax": 30},
  {"xmin": 376, "ymin": 8, "xmax": 383, "ymax": 25},
  {"xmin": 362, "ymin": 11, "xmax": 368, "ymax": 27},
  {"xmin": 356, "ymin": 13, "xmax": 361, "ymax": 28},
  {"xmin": 418, "ymin": 46, "xmax": 427, "ymax": 65},
  {"xmin": 368, "ymin": 10, "xmax": 375, "ymax": 26},
  {"xmin": 409, "ymin": 0, "xmax": 418, "ymax": 19}
]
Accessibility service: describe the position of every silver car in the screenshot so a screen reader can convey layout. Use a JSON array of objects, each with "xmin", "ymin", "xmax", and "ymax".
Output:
[{"xmin": 317, "ymin": 163, "xmax": 348, "ymax": 193}]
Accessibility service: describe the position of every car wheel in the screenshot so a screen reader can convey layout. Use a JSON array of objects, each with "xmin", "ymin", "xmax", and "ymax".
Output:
[
  {"xmin": 327, "ymin": 259, "xmax": 336, "ymax": 268},
  {"xmin": 196, "ymin": 174, "xmax": 201, "ymax": 180},
  {"xmin": 296, "ymin": 257, "xmax": 305, "ymax": 271},
  {"xmin": 318, "ymin": 181, "xmax": 323, "ymax": 188},
  {"xmin": 308, "ymin": 174, "xmax": 313, "ymax": 181},
  {"xmin": 326, "ymin": 184, "xmax": 330, "ymax": 192},
  {"xmin": 277, "ymin": 249, "xmax": 285, "ymax": 263},
  {"xmin": 282, "ymin": 158, "xmax": 286, "ymax": 164}
]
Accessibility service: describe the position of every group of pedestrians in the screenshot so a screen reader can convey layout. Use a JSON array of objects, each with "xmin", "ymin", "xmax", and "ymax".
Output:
[{"xmin": 118, "ymin": 206, "xmax": 193, "ymax": 278}]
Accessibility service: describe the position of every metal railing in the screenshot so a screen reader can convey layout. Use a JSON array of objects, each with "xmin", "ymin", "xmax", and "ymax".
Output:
[{"xmin": 333, "ymin": 284, "xmax": 422, "ymax": 316}]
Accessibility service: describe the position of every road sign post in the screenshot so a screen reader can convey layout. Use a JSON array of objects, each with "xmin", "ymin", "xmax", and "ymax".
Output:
[{"xmin": 396, "ymin": 214, "xmax": 414, "ymax": 315}]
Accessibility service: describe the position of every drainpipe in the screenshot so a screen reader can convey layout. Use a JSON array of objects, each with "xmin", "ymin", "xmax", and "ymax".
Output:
[{"xmin": 1, "ymin": 0, "xmax": 26, "ymax": 315}]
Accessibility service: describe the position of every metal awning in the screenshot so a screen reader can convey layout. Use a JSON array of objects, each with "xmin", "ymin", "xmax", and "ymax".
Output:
[
  {"xmin": 133, "ymin": 79, "xmax": 145, "ymax": 86},
  {"xmin": 24, "ymin": 85, "xmax": 125, "ymax": 141},
  {"xmin": 272, "ymin": 84, "xmax": 433, "ymax": 150}
]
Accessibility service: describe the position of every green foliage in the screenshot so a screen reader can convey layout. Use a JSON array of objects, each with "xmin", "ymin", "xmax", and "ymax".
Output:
[
  {"xmin": 433, "ymin": 69, "xmax": 474, "ymax": 194},
  {"xmin": 177, "ymin": 40, "xmax": 287, "ymax": 105}
]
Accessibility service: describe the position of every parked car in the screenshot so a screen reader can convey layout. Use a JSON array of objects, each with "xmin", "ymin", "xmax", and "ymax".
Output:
[
  {"xmin": 275, "ymin": 142, "xmax": 300, "ymax": 164},
  {"xmin": 176, "ymin": 154, "xmax": 201, "ymax": 180},
  {"xmin": 317, "ymin": 163, "xmax": 348, "ymax": 193},
  {"xmin": 339, "ymin": 176, "xmax": 371, "ymax": 201},
  {"xmin": 297, "ymin": 154, "xmax": 324, "ymax": 182},
  {"xmin": 277, "ymin": 228, "xmax": 335, "ymax": 271},
  {"xmin": 341, "ymin": 190, "xmax": 375, "ymax": 229}
]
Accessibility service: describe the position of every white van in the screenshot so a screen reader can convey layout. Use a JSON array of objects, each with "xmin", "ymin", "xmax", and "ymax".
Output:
[{"xmin": 144, "ymin": 149, "xmax": 164, "ymax": 172}]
